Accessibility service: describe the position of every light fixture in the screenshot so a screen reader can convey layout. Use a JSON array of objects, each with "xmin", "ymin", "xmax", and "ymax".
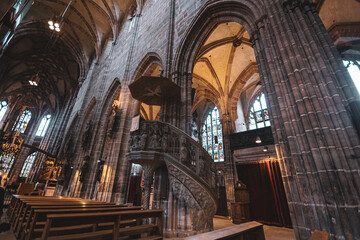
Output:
[
  {"xmin": 48, "ymin": 17, "xmax": 61, "ymax": 32},
  {"xmin": 255, "ymin": 136, "xmax": 261, "ymax": 144},
  {"xmin": 263, "ymin": 146, "xmax": 268, "ymax": 152},
  {"xmin": 47, "ymin": 0, "xmax": 73, "ymax": 33},
  {"xmin": 29, "ymin": 72, "xmax": 40, "ymax": 86}
]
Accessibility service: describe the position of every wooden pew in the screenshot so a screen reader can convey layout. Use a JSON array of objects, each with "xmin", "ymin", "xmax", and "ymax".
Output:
[
  {"xmin": 9, "ymin": 196, "xmax": 109, "ymax": 231},
  {"xmin": 12, "ymin": 199, "xmax": 110, "ymax": 231},
  {"xmin": 10, "ymin": 196, "xmax": 107, "ymax": 222},
  {"xmin": 23, "ymin": 206, "xmax": 142, "ymax": 240},
  {"xmin": 184, "ymin": 221, "xmax": 265, "ymax": 240},
  {"xmin": 19, "ymin": 204, "xmax": 129, "ymax": 239},
  {"xmin": 8, "ymin": 196, "xmax": 89, "ymax": 219},
  {"xmin": 39, "ymin": 209, "xmax": 163, "ymax": 240}
]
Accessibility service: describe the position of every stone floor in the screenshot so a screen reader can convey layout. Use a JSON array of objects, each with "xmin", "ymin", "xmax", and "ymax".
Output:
[
  {"xmin": 212, "ymin": 215, "xmax": 295, "ymax": 240},
  {"xmin": 0, "ymin": 210, "xmax": 295, "ymax": 240}
]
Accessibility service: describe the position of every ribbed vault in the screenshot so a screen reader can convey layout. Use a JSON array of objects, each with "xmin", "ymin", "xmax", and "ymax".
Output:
[{"xmin": 192, "ymin": 22, "xmax": 259, "ymax": 126}]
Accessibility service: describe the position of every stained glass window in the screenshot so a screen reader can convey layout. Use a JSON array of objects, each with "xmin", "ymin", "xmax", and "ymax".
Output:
[
  {"xmin": 0, "ymin": 154, "xmax": 15, "ymax": 174},
  {"xmin": 249, "ymin": 93, "xmax": 271, "ymax": 130},
  {"xmin": 20, "ymin": 152, "xmax": 37, "ymax": 178},
  {"xmin": 0, "ymin": 101, "xmax": 8, "ymax": 122},
  {"xmin": 343, "ymin": 60, "xmax": 360, "ymax": 94},
  {"xmin": 202, "ymin": 107, "xmax": 224, "ymax": 162},
  {"xmin": 36, "ymin": 114, "xmax": 51, "ymax": 137},
  {"xmin": 13, "ymin": 110, "xmax": 32, "ymax": 133}
]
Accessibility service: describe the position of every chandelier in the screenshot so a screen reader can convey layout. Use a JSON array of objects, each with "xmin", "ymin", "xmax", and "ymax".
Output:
[{"xmin": 48, "ymin": 0, "xmax": 73, "ymax": 33}]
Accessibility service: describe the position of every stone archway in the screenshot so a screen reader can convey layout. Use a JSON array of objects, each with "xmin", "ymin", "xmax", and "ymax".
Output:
[{"xmin": 173, "ymin": 1, "xmax": 360, "ymax": 239}]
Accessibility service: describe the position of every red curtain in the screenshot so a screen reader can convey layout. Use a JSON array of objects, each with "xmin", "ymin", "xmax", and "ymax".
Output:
[{"xmin": 236, "ymin": 160, "xmax": 292, "ymax": 228}]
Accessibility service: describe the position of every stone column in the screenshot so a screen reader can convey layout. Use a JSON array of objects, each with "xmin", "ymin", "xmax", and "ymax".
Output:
[
  {"xmin": 142, "ymin": 165, "xmax": 155, "ymax": 210},
  {"xmin": 251, "ymin": 1, "xmax": 360, "ymax": 239},
  {"xmin": 219, "ymin": 113, "xmax": 236, "ymax": 217}
]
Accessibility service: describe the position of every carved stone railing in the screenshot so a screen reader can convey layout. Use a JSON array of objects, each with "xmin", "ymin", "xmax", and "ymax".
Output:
[
  {"xmin": 128, "ymin": 120, "xmax": 216, "ymax": 192},
  {"xmin": 128, "ymin": 120, "xmax": 217, "ymax": 237}
]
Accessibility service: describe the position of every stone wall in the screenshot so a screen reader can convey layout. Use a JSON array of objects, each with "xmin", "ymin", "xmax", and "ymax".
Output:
[{"xmin": 20, "ymin": 1, "xmax": 360, "ymax": 239}]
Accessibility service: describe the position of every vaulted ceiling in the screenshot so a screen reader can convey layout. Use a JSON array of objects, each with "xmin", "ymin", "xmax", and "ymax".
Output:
[
  {"xmin": 0, "ymin": 0, "xmax": 136, "ymax": 112},
  {"xmin": 192, "ymin": 22, "xmax": 259, "ymax": 122}
]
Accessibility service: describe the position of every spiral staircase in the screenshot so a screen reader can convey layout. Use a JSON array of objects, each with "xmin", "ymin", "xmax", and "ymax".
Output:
[{"xmin": 127, "ymin": 120, "xmax": 218, "ymax": 238}]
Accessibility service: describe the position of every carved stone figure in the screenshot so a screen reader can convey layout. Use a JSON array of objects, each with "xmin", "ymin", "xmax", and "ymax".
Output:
[
  {"xmin": 107, "ymin": 103, "xmax": 119, "ymax": 137},
  {"xmin": 80, "ymin": 156, "xmax": 90, "ymax": 183},
  {"xmin": 139, "ymin": 128, "xmax": 148, "ymax": 150}
]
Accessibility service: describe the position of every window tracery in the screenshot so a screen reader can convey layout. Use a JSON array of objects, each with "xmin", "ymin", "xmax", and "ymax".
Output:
[
  {"xmin": 13, "ymin": 110, "xmax": 32, "ymax": 133},
  {"xmin": 20, "ymin": 152, "xmax": 37, "ymax": 178},
  {"xmin": 0, "ymin": 154, "xmax": 15, "ymax": 174},
  {"xmin": 248, "ymin": 93, "xmax": 270, "ymax": 130},
  {"xmin": 36, "ymin": 114, "xmax": 51, "ymax": 137},
  {"xmin": 202, "ymin": 107, "xmax": 224, "ymax": 162}
]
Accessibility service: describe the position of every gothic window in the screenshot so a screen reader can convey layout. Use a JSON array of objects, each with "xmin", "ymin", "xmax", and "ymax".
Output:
[
  {"xmin": 343, "ymin": 60, "xmax": 360, "ymax": 94},
  {"xmin": 20, "ymin": 152, "xmax": 37, "ymax": 178},
  {"xmin": 202, "ymin": 107, "xmax": 224, "ymax": 162},
  {"xmin": 13, "ymin": 110, "xmax": 32, "ymax": 133},
  {"xmin": 36, "ymin": 114, "xmax": 51, "ymax": 137},
  {"xmin": 0, "ymin": 101, "xmax": 8, "ymax": 122},
  {"xmin": 249, "ymin": 93, "xmax": 270, "ymax": 130},
  {"xmin": 0, "ymin": 154, "xmax": 15, "ymax": 174}
]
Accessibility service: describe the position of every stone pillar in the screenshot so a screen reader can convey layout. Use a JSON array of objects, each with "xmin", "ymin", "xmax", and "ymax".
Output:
[
  {"xmin": 219, "ymin": 113, "xmax": 236, "ymax": 217},
  {"xmin": 251, "ymin": 1, "xmax": 360, "ymax": 239},
  {"xmin": 142, "ymin": 165, "xmax": 155, "ymax": 210}
]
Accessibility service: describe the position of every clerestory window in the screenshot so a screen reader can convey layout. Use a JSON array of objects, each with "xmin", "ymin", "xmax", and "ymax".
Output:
[
  {"xmin": 13, "ymin": 110, "xmax": 32, "ymax": 133},
  {"xmin": 0, "ymin": 101, "xmax": 8, "ymax": 122},
  {"xmin": 36, "ymin": 114, "xmax": 51, "ymax": 137},
  {"xmin": 20, "ymin": 152, "xmax": 37, "ymax": 178}
]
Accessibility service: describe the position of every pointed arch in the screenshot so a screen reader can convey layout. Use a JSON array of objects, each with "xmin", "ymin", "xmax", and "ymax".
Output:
[
  {"xmin": 131, "ymin": 52, "xmax": 164, "ymax": 83},
  {"xmin": 174, "ymin": 0, "xmax": 265, "ymax": 75}
]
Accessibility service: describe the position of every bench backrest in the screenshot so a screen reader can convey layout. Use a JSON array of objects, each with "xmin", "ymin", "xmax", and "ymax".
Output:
[{"xmin": 42, "ymin": 209, "xmax": 163, "ymax": 239}]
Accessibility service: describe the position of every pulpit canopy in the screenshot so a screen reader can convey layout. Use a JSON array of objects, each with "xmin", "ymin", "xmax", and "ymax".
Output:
[{"xmin": 129, "ymin": 76, "xmax": 180, "ymax": 106}]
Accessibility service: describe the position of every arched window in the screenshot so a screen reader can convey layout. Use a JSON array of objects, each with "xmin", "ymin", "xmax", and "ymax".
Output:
[
  {"xmin": 0, "ymin": 101, "xmax": 8, "ymax": 122},
  {"xmin": 36, "ymin": 114, "xmax": 51, "ymax": 137},
  {"xmin": 249, "ymin": 93, "xmax": 270, "ymax": 130},
  {"xmin": 343, "ymin": 60, "xmax": 360, "ymax": 94},
  {"xmin": 202, "ymin": 107, "xmax": 224, "ymax": 162},
  {"xmin": 13, "ymin": 110, "xmax": 32, "ymax": 133},
  {"xmin": 20, "ymin": 152, "xmax": 37, "ymax": 178}
]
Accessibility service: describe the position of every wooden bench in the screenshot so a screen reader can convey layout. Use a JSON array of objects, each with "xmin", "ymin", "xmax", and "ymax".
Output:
[
  {"xmin": 12, "ymin": 199, "xmax": 111, "ymax": 232},
  {"xmin": 8, "ymin": 196, "xmax": 94, "ymax": 220},
  {"xmin": 23, "ymin": 206, "xmax": 142, "ymax": 240},
  {"xmin": 39, "ymin": 209, "xmax": 163, "ymax": 240},
  {"xmin": 184, "ymin": 221, "xmax": 265, "ymax": 240},
  {"xmin": 309, "ymin": 230, "xmax": 330, "ymax": 240},
  {"xmin": 8, "ymin": 196, "xmax": 110, "ymax": 232},
  {"xmin": 18, "ymin": 204, "xmax": 131, "ymax": 239}
]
